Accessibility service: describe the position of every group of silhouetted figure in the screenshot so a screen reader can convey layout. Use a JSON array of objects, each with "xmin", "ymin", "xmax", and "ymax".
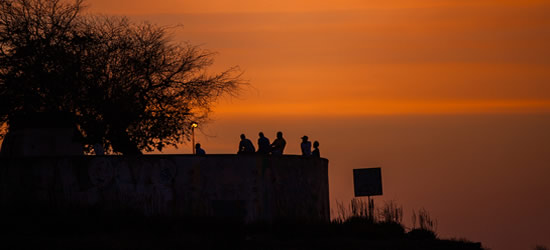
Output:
[{"xmin": 194, "ymin": 131, "xmax": 320, "ymax": 157}]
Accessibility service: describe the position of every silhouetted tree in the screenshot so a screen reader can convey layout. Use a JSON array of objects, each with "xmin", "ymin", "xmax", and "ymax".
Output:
[{"xmin": 0, "ymin": 0, "xmax": 242, "ymax": 154}]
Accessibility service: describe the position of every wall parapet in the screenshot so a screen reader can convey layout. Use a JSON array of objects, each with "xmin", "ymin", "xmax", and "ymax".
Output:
[{"xmin": 0, "ymin": 155, "xmax": 329, "ymax": 222}]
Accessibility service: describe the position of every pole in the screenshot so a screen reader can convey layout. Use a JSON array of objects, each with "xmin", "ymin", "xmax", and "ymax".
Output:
[
  {"xmin": 368, "ymin": 196, "xmax": 374, "ymax": 222},
  {"xmin": 192, "ymin": 126, "xmax": 195, "ymax": 154},
  {"xmin": 190, "ymin": 122, "xmax": 198, "ymax": 154}
]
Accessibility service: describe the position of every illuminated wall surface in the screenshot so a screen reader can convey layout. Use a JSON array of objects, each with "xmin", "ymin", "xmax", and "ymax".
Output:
[{"xmin": 0, "ymin": 155, "xmax": 330, "ymax": 222}]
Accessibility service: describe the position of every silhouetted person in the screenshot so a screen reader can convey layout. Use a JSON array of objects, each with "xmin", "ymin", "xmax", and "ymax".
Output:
[
  {"xmin": 238, "ymin": 134, "xmax": 255, "ymax": 154},
  {"xmin": 93, "ymin": 143, "xmax": 104, "ymax": 155},
  {"xmin": 271, "ymin": 131, "xmax": 286, "ymax": 155},
  {"xmin": 195, "ymin": 143, "xmax": 206, "ymax": 155},
  {"xmin": 312, "ymin": 141, "xmax": 320, "ymax": 158},
  {"xmin": 301, "ymin": 136, "xmax": 312, "ymax": 156},
  {"xmin": 257, "ymin": 132, "xmax": 270, "ymax": 154}
]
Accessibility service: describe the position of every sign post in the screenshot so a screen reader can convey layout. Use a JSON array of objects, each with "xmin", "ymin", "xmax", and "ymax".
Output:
[{"xmin": 353, "ymin": 167, "xmax": 383, "ymax": 222}]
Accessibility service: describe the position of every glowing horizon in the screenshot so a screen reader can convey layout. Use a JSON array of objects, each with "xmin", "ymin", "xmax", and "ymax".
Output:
[{"xmin": 211, "ymin": 98, "xmax": 550, "ymax": 117}]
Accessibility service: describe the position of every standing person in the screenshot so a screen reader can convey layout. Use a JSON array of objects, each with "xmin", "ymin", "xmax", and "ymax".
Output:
[
  {"xmin": 301, "ymin": 136, "xmax": 312, "ymax": 156},
  {"xmin": 312, "ymin": 141, "xmax": 320, "ymax": 158},
  {"xmin": 195, "ymin": 143, "xmax": 206, "ymax": 155},
  {"xmin": 270, "ymin": 131, "xmax": 286, "ymax": 155},
  {"xmin": 257, "ymin": 132, "xmax": 271, "ymax": 154},
  {"xmin": 93, "ymin": 143, "xmax": 105, "ymax": 155},
  {"xmin": 238, "ymin": 134, "xmax": 255, "ymax": 154}
]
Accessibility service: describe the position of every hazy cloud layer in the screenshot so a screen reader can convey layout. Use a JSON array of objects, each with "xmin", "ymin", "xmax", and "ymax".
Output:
[{"xmin": 88, "ymin": 1, "xmax": 550, "ymax": 114}]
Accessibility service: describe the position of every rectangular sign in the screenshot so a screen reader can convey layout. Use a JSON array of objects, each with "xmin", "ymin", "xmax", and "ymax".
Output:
[{"xmin": 353, "ymin": 168, "xmax": 383, "ymax": 197}]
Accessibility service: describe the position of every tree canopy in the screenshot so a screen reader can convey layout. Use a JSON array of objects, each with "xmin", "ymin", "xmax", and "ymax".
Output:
[{"xmin": 0, "ymin": 0, "xmax": 242, "ymax": 154}]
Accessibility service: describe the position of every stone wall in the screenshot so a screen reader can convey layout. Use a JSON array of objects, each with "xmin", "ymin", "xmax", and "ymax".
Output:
[
  {"xmin": 0, "ymin": 155, "xmax": 329, "ymax": 222},
  {"xmin": 0, "ymin": 128, "xmax": 83, "ymax": 157},
  {"xmin": 0, "ymin": 112, "xmax": 84, "ymax": 157}
]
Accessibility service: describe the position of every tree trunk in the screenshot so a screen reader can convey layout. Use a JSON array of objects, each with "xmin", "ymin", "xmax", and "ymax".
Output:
[{"xmin": 109, "ymin": 128, "xmax": 142, "ymax": 155}]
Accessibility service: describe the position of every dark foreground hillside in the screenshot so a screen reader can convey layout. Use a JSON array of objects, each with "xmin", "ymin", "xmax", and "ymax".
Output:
[{"xmin": 0, "ymin": 211, "xmax": 484, "ymax": 250}]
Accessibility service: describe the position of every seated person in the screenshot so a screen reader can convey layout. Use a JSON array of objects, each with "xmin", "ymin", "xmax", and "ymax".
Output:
[
  {"xmin": 312, "ymin": 141, "xmax": 320, "ymax": 158},
  {"xmin": 257, "ymin": 132, "xmax": 271, "ymax": 154},
  {"xmin": 195, "ymin": 143, "xmax": 206, "ymax": 155},
  {"xmin": 270, "ymin": 131, "xmax": 286, "ymax": 155},
  {"xmin": 301, "ymin": 135, "xmax": 312, "ymax": 156},
  {"xmin": 238, "ymin": 134, "xmax": 255, "ymax": 154}
]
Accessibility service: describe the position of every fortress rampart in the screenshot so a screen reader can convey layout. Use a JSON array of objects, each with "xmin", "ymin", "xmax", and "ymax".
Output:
[{"xmin": 0, "ymin": 155, "xmax": 329, "ymax": 222}]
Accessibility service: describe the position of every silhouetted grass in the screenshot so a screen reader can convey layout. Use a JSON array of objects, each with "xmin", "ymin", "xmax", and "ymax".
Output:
[
  {"xmin": 412, "ymin": 208, "xmax": 438, "ymax": 232},
  {"xmin": 379, "ymin": 200, "xmax": 404, "ymax": 224},
  {"xmin": 409, "ymin": 207, "xmax": 438, "ymax": 240},
  {"xmin": 332, "ymin": 199, "xmax": 472, "ymax": 245},
  {"xmin": 333, "ymin": 198, "xmax": 404, "ymax": 224}
]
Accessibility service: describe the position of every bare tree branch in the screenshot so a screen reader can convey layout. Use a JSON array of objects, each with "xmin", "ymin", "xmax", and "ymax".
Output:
[{"xmin": 0, "ymin": 0, "xmax": 244, "ymax": 154}]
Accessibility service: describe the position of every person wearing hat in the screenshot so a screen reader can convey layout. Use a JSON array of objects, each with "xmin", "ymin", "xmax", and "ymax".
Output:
[{"xmin": 301, "ymin": 135, "xmax": 312, "ymax": 156}]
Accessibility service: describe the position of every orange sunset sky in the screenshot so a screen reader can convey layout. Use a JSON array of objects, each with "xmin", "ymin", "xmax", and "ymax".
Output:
[
  {"xmin": 88, "ymin": 0, "xmax": 550, "ymax": 116},
  {"xmin": 87, "ymin": 1, "xmax": 550, "ymax": 250}
]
